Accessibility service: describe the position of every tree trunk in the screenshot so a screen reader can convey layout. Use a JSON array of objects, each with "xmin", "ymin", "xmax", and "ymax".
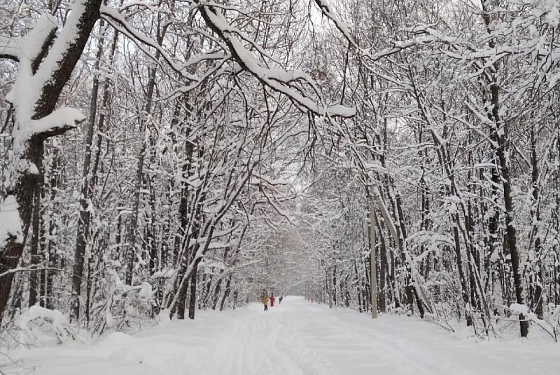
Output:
[
  {"xmin": 71, "ymin": 26, "xmax": 106, "ymax": 321},
  {"xmin": 0, "ymin": 0, "xmax": 102, "ymax": 323},
  {"xmin": 530, "ymin": 126, "xmax": 543, "ymax": 319},
  {"xmin": 28, "ymin": 175, "xmax": 42, "ymax": 307},
  {"xmin": 219, "ymin": 274, "xmax": 232, "ymax": 311},
  {"xmin": 378, "ymin": 221, "xmax": 388, "ymax": 313},
  {"xmin": 480, "ymin": 0, "xmax": 528, "ymax": 338},
  {"xmin": 188, "ymin": 259, "xmax": 201, "ymax": 319},
  {"xmin": 369, "ymin": 200, "xmax": 378, "ymax": 318},
  {"xmin": 125, "ymin": 67, "xmax": 157, "ymax": 285},
  {"xmin": 45, "ymin": 148, "xmax": 59, "ymax": 310}
]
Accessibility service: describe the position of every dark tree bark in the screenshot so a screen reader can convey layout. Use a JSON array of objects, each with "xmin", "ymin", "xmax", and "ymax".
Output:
[
  {"xmin": 480, "ymin": 0, "xmax": 528, "ymax": 338},
  {"xmin": 125, "ymin": 17, "xmax": 169, "ymax": 285},
  {"xmin": 126, "ymin": 102, "xmax": 151, "ymax": 285},
  {"xmin": 45, "ymin": 147, "xmax": 60, "ymax": 310},
  {"xmin": 530, "ymin": 126, "xmax": 543, "ymax": 319},
  {"xmin": 71, "ymin": 26, "xmax": 107, "ymax": 322},
  {"xmin": 188, "ymin": 258, "xmax": 202, "ymax": 319},
  {"xmin": 378, "ymin": 220, "xmax": 388, "ymax": 313},
  {"xmin": 219, "ymin": 274, "xmax": 232, "ymax": 311},
  {"xmin": 173, "ymin": 122, "xmax": 196, "ymax": 320},
  {"xmin": 28, "ymin": 173, "xmax": 43, "ymax": 307},
  {"xmin": 0, "ymin": 0, "xmax": 103, "ymax": 324}
]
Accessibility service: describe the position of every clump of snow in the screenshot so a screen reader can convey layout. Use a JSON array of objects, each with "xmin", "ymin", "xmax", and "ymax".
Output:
[
  {"xmin": 108, "ymin": 347, "xmax": 144, "ymax": 364},
  {"xmin": 30, "ymin": 107, "xmax": 85, "ymax": 135},
  {"xmin": 509, "ymin": 303, "xmax": 529, "ymax": 315},
  {"xmin": 16, "ymin": 305, "xmax": 78, "ymax": 345},
  {"xmin": 545, "ymin": 0, "xmax": 559, "ymax": 27},
  {"xmin": 0, "ymin": 195, "xmax": 23, "ymax": 248},
  {"xmin": 138, "ymin": 282, "xmax": 152, "ymax": 300},
  {"xmin": 152, "ymin": 268, "xmax": 174, "ymax": 278}
]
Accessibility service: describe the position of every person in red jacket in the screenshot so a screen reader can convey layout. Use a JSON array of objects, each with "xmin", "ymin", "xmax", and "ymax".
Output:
[{"xmin": 270, "ymin": 293, "xmax": 275, "ymax": 307}]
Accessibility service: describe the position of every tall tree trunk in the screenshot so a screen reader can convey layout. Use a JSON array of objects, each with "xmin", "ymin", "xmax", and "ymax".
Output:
[
  {"xmin": 219, "ymin": 274, "xmax": 232, "ymax": 311},
  {"xmin": 188, "ymin": 258, "xmax": 201, "ymax": 319},
  {"xmin": 71, "ymin": 26, "xmax": 118, "ymax": 321},
  {"xmin": 28, "ymin": 174, "xmax": 42, "ymax": 307},
  {"xmin": 0, "ymin": 0, "xmax": 102, "ymax": 324},
  {"xmin": 39, "ymin": 187, "xmax": 47, "ymax": 308},
  {"xmin": 125, "ymin": 67, "xmax": 157, "ymax": 285},
  {"xmin": 71, "ymin": 26, "xmax": 106, "ymax": 321},
  {"xmin": 173, "ymin": 122, "xmax": 196, "ymax": 319},
  {"xmin": 125, "ymin": 16, "xmax": 169, "ymax": 284},
  {"xmin": 378, "ymin": 221, "xmax": 388, "ymax": 313},
  {"xmin": 530, "ymin": 126, "xmax": 543, "ymax": 319},
  {"xmin": 212, "ymin": 246, "xmax": 230, "ymax": 310},
  {"xmin": 480, "ymin": 0, "xmax": 528, "ymax": 338},
  {"xmin": 45, "ymin": 148, "xmax": 59, "ymax": 310}
]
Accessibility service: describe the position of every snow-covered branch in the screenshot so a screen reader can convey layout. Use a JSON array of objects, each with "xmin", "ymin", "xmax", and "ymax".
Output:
[
  {"xmin": 196, "ymin": 2, "xmax": 355, "ymax": 118},
  {"xmin": 0, "ymin": 13, "xmax": 57, "ymax": 63},
  {"xmin": 100, "ymin": 5, "xmax": 198, "ymax": 82},
  {"xmin": 313, "ymin": 0, "xmax": 438, "ymax": 61}
]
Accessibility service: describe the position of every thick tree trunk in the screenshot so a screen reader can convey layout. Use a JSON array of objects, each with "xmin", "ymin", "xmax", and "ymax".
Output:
[{"xmin": 0, "ymin": 1, "xmax": 102, "ymax": 325}]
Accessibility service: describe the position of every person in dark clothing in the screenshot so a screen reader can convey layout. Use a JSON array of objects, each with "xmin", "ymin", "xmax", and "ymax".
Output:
[{"xmin": 279, "ymin": 296, "xmax": 283, "ymax": 304}]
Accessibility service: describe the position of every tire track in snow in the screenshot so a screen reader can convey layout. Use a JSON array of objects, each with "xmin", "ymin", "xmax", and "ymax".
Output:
[
  {"xmin": 206, "ymin": 306, "xmax": 311, "ymax": 375},
  {"xmin": 267, "ymin": 299, "xmax": 457, "ymax": 375}
]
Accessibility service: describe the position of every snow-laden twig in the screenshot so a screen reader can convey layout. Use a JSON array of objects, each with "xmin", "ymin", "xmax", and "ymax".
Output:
[{"xmin": 313, "ymin": 0, "xmax": 439, "ymax": 61}]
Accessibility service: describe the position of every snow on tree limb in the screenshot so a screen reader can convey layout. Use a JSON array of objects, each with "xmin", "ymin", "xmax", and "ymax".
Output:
[
  {"xmin": 100, "ymin": 5, "xmax": 198, "ymax": 83},
  {"xmin": 0, "ymin": 13, "xmax": 57, "ymax": 63},
  {"xmin": 196, "ymin": 2, "xmax": 355, "ymax": 118},
  {"xmin": 2, "ymin": 1, "xmax": 102, "ymax": 142},
  {"xmin": 28, "ymin": 107, "xmax": 86, "ymax": 140},
  {"xmin": 313, "ymin": 0, "xmax": 440, "ymax": 62}
]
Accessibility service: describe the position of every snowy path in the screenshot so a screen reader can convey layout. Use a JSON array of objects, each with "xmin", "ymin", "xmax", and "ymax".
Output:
[{"xmin": 3, "ymin": 296, "xmax": 559, "ymax": 374}]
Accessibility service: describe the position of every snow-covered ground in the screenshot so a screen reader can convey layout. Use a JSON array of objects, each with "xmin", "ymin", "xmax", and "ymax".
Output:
[{"xmin": 2, "ymin": 296, "xmax": 559, "ymax": 374}]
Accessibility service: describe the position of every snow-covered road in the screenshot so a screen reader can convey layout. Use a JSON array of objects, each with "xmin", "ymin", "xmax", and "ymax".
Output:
[{"xmin": 3, "ymin": 296, "xmax": 559, "ymax": 374}]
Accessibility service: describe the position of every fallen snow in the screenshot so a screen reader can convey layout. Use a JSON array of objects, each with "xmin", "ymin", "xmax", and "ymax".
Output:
[
  {"xmin": 2, "ymin": 297, "xmax": 559, "ymax": 374},
  {"xmin": 16, "ymin": 305, "xmax": 77, "ymax": 345}
]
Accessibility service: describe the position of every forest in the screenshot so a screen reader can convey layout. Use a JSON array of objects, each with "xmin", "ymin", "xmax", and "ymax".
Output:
[{"xmin": 1, "ymin": 0, "xmax": 560, "ymax": 344}]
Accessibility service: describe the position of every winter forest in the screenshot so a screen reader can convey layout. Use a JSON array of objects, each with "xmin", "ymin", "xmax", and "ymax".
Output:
[{"xmin": 1, "ymin": 0, "xmax": 560, "ymax": 372}]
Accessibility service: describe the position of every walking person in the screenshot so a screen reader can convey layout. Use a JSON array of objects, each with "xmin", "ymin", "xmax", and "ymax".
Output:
[
  {"xmin": 262, "ymin": 294, "xmax": 269, "ymax": 311},
  {"xmin": 270, "ymin": 293, "xmax": 275, "ymax": 307}
]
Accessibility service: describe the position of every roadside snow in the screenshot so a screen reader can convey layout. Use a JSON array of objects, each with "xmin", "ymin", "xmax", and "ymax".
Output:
[{"xmin": 2, "ymin": 297, "xmax": 558, "ymax": 374}]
